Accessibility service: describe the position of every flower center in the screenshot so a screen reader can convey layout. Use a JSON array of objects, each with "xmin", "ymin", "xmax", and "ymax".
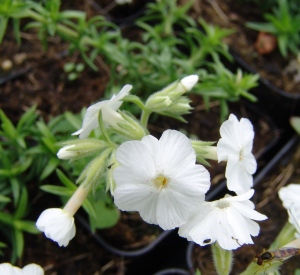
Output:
[
  {"xmin": 216, "ymin": 200, "xmax": 230, "ymax": 209},
  {"xmin": 153, "ymin": 175, "xmax": 169, "ymax": 189},
  {"xmin": 239, "ymin": 148, "xmax": 244, "ymax": 161}
]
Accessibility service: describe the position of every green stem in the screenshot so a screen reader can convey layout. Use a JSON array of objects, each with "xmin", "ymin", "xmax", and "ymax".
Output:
[
  {"xmin": 26, "ymin": 10, "xmax": 94, "ymax": 45},
  {"xmin": 98, "ymin": 111, "xmax": 115, "ymax": 148},
  {"xmin": 211, "ymin": 242, "xmax": 233, "ymax": 275},
  {"xmin": 140, "ymin": 109, "xmax": 152, "ymax": 128}
]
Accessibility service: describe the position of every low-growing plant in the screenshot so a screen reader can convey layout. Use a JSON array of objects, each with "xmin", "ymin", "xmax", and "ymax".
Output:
[{"xmin": 246, "ymin": 0, "xmax": 300, "ymax": 57}]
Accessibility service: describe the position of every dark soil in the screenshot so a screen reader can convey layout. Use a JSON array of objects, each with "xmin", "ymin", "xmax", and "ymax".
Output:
[{"xmin": 188, "ymin": 0, "xmax": 300, "ymax": 96}]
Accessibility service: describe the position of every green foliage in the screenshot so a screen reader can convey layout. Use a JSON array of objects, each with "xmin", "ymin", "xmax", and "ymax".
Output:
[
  {"xmin": 0, "ymin": 106, "xmax": 120, "ymax": 262},
  {"xmin": 0, "ymin": 0, "xmax": 258, "ymax": 116},
  {"xmin": 246, "ymin": 0, "xmax": 300, "ymax": 57}
]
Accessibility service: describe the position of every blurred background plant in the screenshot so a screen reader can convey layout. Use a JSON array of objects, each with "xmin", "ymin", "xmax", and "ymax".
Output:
[
  {"xmin": 246, "ymin": 0, "xmax": 300, "ymax": 58},
  {"xmin": 0, "ymin": 106, "xmax": 120, "ymax": 263},
  {"xmin": 0, "ymin": 0, "xmax": 259, "ymax": 119}
]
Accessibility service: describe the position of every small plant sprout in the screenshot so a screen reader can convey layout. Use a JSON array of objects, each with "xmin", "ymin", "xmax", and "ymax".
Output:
[
  {"xmin": 217, "ymin": 114, "xmax": 257, "ymax": 194},
  {"xmin": 179, "ymin": 189, "xmax": 267, "ymax": 250},
  {"xmin": 72, "ymin": 84, "xmax": 132, "ymax": 139},
  {"xmin": 113, "ymin": 129, "xmax": 211, "ymax": 230}
]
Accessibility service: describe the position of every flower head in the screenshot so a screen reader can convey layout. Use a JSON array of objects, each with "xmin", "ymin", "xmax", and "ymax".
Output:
[
  {"xmin": 179, "ymin": 189, "xmax": 267, "ymax": 250},
  {"xmin": 217, "ymin": 114, "xmax": 257, "ymax": 194},
  {"xmin": 0, "ymin": 263, "xmax": 44, "ymax": 275},
  {"xmin": 279, "ymin": 184, "xmax": 300, "ymax": 237},
  {"xmin": 73, "ymin": 84, "xmax": 132, "ymax": 139},
  {"xmin": 36, "ymin": 208, "xmax": 75, "ymax": 247},
  {"xmin": 113, "ymin": 129, "xmax": 210, "ymax": 230}
]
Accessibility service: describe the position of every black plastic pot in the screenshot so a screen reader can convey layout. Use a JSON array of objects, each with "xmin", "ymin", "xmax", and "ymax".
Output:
[
  {"xmin": 186, "ymin": 135, "xmax": 300, "ymax": 275},
  {"xmin": 153, "ymin": 268, "xmax": 191, "ymax": 275},
  {"xmin": 231, "ymin": 51, "xmax": 300, "ymax": 126}
]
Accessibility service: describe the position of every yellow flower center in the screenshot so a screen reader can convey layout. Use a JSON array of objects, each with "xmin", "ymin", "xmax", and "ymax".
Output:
[
  {"xmin": 154, "ymin": 175, "xmax": 169, "ymax": 189},
  {"xmin": 239, "ymin": 148, "xmax": 244, "ymax": 161}
]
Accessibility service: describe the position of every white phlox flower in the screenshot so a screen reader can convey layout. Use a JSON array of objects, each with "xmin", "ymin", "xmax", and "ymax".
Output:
[
  {"xmin": 0, "ymin": 263, "xmax": 22, "ymax": 275},
  {"xmin": 113, "ymin": 129, "xmax": 211, "ymax": 230},
  {"xmin": 0, "ymin": 263, "xmax": 44, "ymax": 275},
  {"xmin": 279, "ymin": 184, "xmax": 300, "ymax": 237},
  {"xmin": 36, "ymin": 208, "xmax": 75, "ymax": 247},
  {"xmin": 278, "ymin": 184, "xmax": 300, "ymax": 209},
  {"xmin": 217, "ymin": 114, "xmax": 257, "ymax": 194},
  {"xmin": 179, "ymin": 189, "xmax": 267, "ymax": 250},
  {"xmin": 72, "ymin": 84, "xmax": 132, "ymax": 139}
]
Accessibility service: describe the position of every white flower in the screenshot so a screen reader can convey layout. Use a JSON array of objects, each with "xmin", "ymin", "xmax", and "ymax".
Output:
[
  {"xmin": 217, "ymin": 114, "xmax": 257, "ymax": 194},
  {"xmin": 113, "ymin": 129, "xmax": 210, "ymax": 230},
  {"xmin": 279, "ymin": 184, "xmax": 300, "ymax": 237},
  {"xmin": 22, "ymin": 264, "xmax": 44, "ymax": 275},
  {"xmin": 0, "ymin": 263, "xmax": 22, "ymax": 275},
  {"xmin": 113, "ymin": 130, "xmax": 210, "ymax": 230},
  {"xmin": 278, "ymin": 184, "xmax": 300, "ymax": 209},
  {"xmin": 179, "ymin": 189, "xmax": 267, "ymax": 250},
  {"xmin": 0, "ymin": 263, "xmax": 44, "ymax": 275},
  {"xmin": 36, "ymin": 208, "xmax": 75, "ymax": 247},
  {"xmin": 73, "ymin": 84, "xmax": 132, "ymax": 139}
]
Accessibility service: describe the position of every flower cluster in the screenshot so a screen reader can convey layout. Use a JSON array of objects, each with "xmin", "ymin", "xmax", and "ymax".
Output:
[{"xmin": 36, "ymin": 75, "xmax": 266, "ymax": 253}]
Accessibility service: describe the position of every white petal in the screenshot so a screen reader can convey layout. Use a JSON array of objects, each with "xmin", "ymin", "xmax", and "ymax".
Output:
[
  {"xmin": 242, "ymin": 153, "xmax": 257, "ymax": 174},
  {"xmin": 179, "ymin": 203, "xmax": 216, "ymax": 243},
  {"xmin": 226, "ymin": 156, "xmax": 253, "ymax": 194},
  {"xmin": 279, "ymin": 184, "xmax": 300, "ymax": 209},
  {"xmin": 170, "ymin": 164, "xmax": 210, "ymax": 196},
  {"xmin": 22, "ymin": 264, "xmax": 44, "ymax": 275},
  {"xmin": 108, "ymin": 84, "xmax": 132, "ymax": 110},
  {"xmin": 180, "ymin": 75, "xmax": 199, "ymax": 91},
  {"xmin": 114, "ymin": 140, "xmax": 156, "ymax": 178},
  {"xmin": 233, "ymin": 201, "xmax": 267, "ymax": 221},
  {"xmin": 155, "ymin": 130, "xmax": 195, "ymax": 175},
  {"xmin": 36, "ymin": 208, "xmax": 75, "ymax": 247},
  {"xmin": 0, "ymin": 263, "xmax": 17, "ymax": 275}
]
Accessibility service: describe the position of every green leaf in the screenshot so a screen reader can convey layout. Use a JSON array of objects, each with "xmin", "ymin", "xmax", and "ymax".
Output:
[
  {"xmin": 14, "ymin": 187, "xmax": 28, "ymax": 219},
  {"xmin": 56, "ymin": 169, "xmax": 77, "ymax": 189},
  {"xmin": 13, "ymin": 220, "xmax": 39, "ymax": 234},
  {"xmin": 89, "ymin": 192, "xmax": 120, "ymax": 231},
  {"xmin": 39, "ymin": 157, "xmax": 60, "ymax": 180},
  {"xmin": 40, "ymin": 185, "xmax": 74, "ymax": 197}
]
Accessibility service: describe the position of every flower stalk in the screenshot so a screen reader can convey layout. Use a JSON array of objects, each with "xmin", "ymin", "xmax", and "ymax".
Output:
[{"xmin": 211, "ymin": 242, "xmax": 233, "ymax": 275}]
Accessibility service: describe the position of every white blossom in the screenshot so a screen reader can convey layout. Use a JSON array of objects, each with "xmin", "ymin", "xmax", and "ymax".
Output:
[
  {"xmin": 179, "ymin": 189, "xmax": 267, "ymax": 250},
  {"xmin": 279, "ymin": 184, "xmax": 300, "ymax": 237},
  {"xmin": 22, "ymin": 264, "xmax": 44, "ymax": 275},
  {"xmin": 72, "ymin": 84, "xmax": 132, "ymax": 138},
  {"xmin": 36, "ymin": 208, "xmax": 75, "ymax": 247},
  {"xmin": 113, "ymin": 129, "xmax": 210, "ymax": 230},
  {"xmin": 0, "ymin": 263, "xmax": 44, "ymax": 275},
  {"xmin": 217, "ymin": 114, "xmax": 257, "ymax": 194}
]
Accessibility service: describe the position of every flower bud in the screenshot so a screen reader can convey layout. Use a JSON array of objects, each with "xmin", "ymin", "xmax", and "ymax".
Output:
[
  {"xmin": 77, "ymin": 148, "xmax": 112, "ymax": 188},
  {"xmin": 191, "ymin": 140, "xmax": 218, "ymax": 165},
  {"xmin": 57, "ymin": 139, "xmax": 109, "ymax": 161},
  {"xmin": 109, "ymin": 111, "xmax": 148, "ymax": 140},
  {"xmin": 145, "ymin": 75, "xmax": 198, "ymax": 116}
]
